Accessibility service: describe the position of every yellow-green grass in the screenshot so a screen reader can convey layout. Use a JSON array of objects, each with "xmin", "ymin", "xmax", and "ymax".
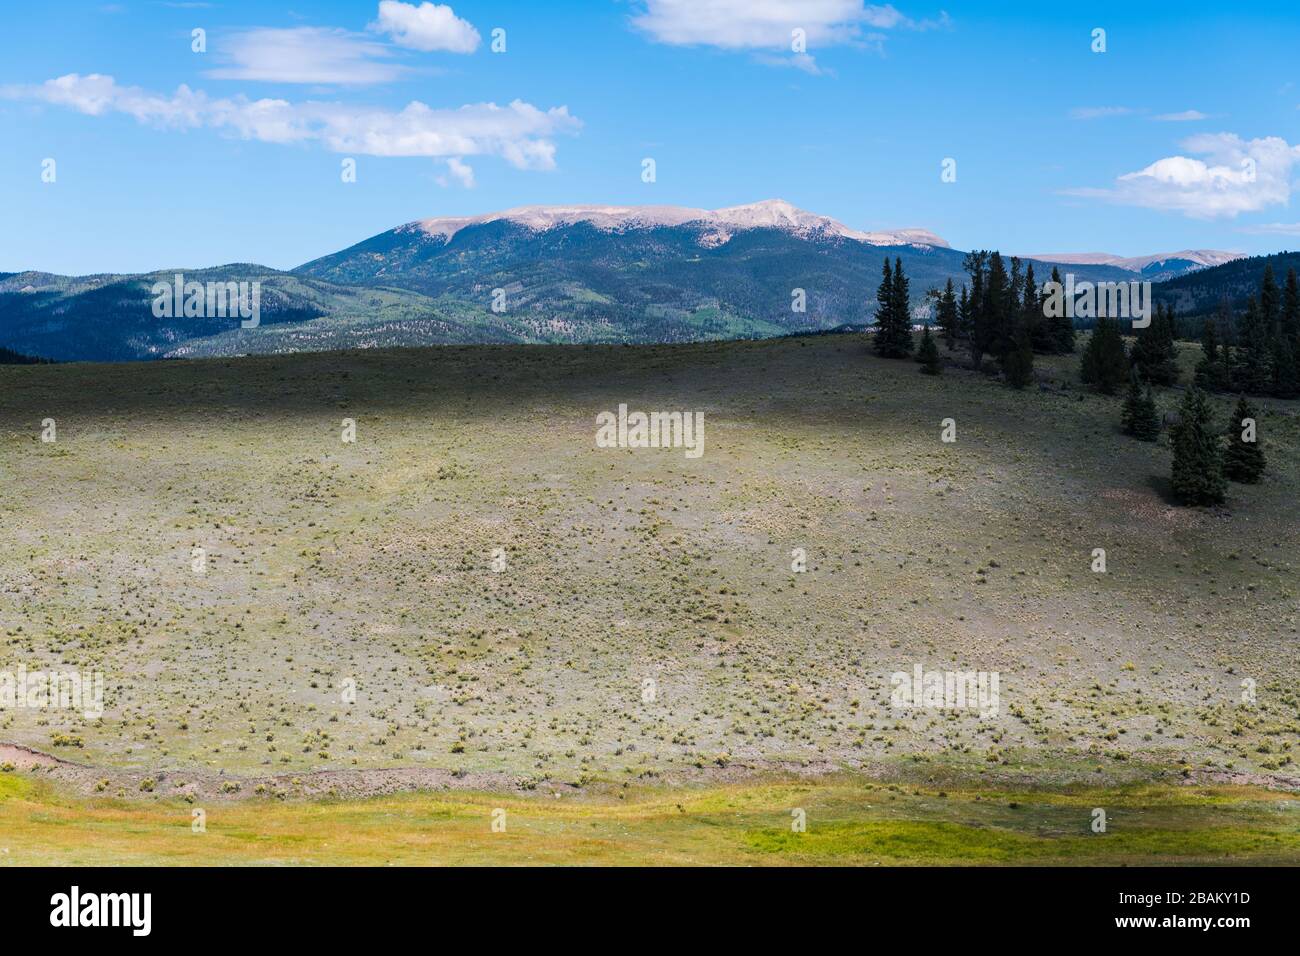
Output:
[{"xmin": 2, "ymin": 773, "xmax": 1296, "ymax": 866}]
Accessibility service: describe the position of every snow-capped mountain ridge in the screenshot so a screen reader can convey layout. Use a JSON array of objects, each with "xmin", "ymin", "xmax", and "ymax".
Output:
[
  {"xmin": 409, "ymin": 199, "xmax": 950, "ymax": 249},
  {"xmin": 1025, "ymin": 249, "xmax": 1245, "ymax": 273}
]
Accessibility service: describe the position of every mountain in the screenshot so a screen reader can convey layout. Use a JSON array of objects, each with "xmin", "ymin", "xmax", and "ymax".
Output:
[
  {"xmin": 1023, "ymin": 249, "xmax": 1244, "ymax": 281},
  {"xmin": 292, "ymin": 198, "xmax": 1132, "ymax": 345},
  {"xmin": 290, "ymin": 199, "xmax": 978, "ymax": 345},
  {"xmin": 0, "ymin": 267, "xmax": 504, "ymax": 362},
  {"xmin": 0, "ymin": 200, "xmax": 1147, "ymax": 362},
  {"xmin": 1152, "ymin": 250, "xmax": 1300, "ymax": 323},
  {"xmin": 401, "ymin": 199, "xmax": 951, "ymax": 249}
]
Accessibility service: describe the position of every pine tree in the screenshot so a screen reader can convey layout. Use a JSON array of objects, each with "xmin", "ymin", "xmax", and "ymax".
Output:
[
  {"xmin": 1049, "ymin": 266, "xmax": 1075, "ymax": 353},
  {"xmin": 1282, "ymin": 267, "xmax": 1300, "ymax": 395},
  {"xmin": 917, "ymin": 325, "xmax": 942, "ymax": 375},
  {"xmin": 1028, "ymin": 264, "xmax": 1054, "ymax": 353},
  {"xmin": 1170, "ymin": 386, "xmax": 1226, "ymax": 505},
  {"xmin": 1194, "ymin": 317, "xmax": 1228, "ymax": 391},
  {"xmin": 891, "ymin": 256, "xmax": 913, "ymax": 351},
  {"xmin": 1022, "ymin": 262, "xmax": 1051, "ymax": 354},
  {"xmin": 1216, "ymin": 298, "xmax": 1239, "ymax": 391},
  {"xmin": 874, "ymin": 257, "xmax": 893, "ymax": 354},
  {"xmin": 873, "ymin": 256, "xmax": 914, "ymax": 358},
  {"xmin": 957, "ymin": 284, "xmax": 972, "ymax": 346},
  {"xmin": 1001, "ymin": 318, "xmax": 1035, "ymax": 389},
  {"xmin": 1237, "ymin": 295, "xmax": 1273, "ymax": 393},
  {"xmin": 1260, "ymin": 264, "xmax": 1280, "ymax": 335},
  {"xmin": 1223, "ymin": 396, "xmax": 1265, "ymax": 483},
  {"xmin": 936, "ymin": 278, "xmax": 958, "ymax": 349},
  {"xmin": 1283, "ymin": 267, "xmax": 1300, "ymax": 344},
  {"xmin": 963, "ymin": 251, "xmax": 988, "ymax": 369},
  {"xmin": 1131, "ymin": 302, "xmax": 1179, "ymax": 385},
  {"xmin": 1160, "ymin": 303, "xmax": 1182, "ymax": 384},
  {"xmin": 1121, "ymin": 370, "xmax": 1160, "ymax": 441},
  {"xmin": 1272, "ymin": 333, "xmax": 1298, "ymax": 398},
  {"xmin": 984, "ymin": 252, "xmax": 1012, "ymax": 362},
  {"xmin": 1079, "ymin": 317, "xmax": 1129, "ymax": 393}
]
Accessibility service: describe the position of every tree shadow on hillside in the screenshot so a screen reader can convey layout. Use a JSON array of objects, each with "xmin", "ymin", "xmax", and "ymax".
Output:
[{"xmin": 1146, "ymin": 473, "xmax": 1182, "ymax": 507}]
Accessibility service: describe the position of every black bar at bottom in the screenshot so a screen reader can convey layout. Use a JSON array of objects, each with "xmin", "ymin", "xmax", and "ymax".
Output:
[{"xmin": 0, "ymin": 866, "xmax": 1285, "ymax": 942}]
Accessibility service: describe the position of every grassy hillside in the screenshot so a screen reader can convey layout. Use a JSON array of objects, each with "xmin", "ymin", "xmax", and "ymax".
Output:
[
  {"xmin": 0, "ymin": 267, "xmax": 503, "ymax": 362},
  {"xmin": 1, "ymin": 335, "xmax": 1297, "ymax": 862}
]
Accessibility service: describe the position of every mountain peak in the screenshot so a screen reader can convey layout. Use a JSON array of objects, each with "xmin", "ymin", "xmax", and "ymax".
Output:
[{"xmin": 409, "ymin": 200, "xmax": 948, "ymax": 249}]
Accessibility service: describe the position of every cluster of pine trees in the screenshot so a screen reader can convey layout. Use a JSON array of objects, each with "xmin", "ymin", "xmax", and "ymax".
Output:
[
  {"xmin": 866, "ymin": 252, "xmax": 1274, "ymax": 508},
  {"xmin": 1095, "ymin": 303, "xmax": 1268, "ymax": 503},
  {"xmin": 1080, "ymin": 303, "xmax": 1180, "ymax": 394},
  {"xmin": 873, "ymin": 252, "xmax": 1077, "ymax": 387},
  {"xmin": 938, "ymin": 253, "xmax": 1074, "ymax": 387},
  {"xmin": 873, "ymin": 258, "xmax": 915, "ymax": 359},
  {"xmin": 1194, "ymin": 265, "xmax": 1300, "ymax": 399},
  {"xmin": 0, "ymin": 346, "xmax": 50, "ymax": 365},
  {"xmin": 1168, "ymin": 391, "xmax": 1266, "ymax": 505}
]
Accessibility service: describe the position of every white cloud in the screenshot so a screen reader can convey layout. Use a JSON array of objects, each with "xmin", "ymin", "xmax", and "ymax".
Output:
[
  {"xmin": 439, "ymin": 156, "xmax": 476, "ymax": 188},
  {"xmin": 1153, "ymin": 110, "xmax": 1207, "ymax": 122},
  {"xmin": 630, "ymin": 1, "xmax": 943, "ymax": 70},
  {"xmin": 370, "ymin": 1, "xmax": 480, "ymax": 53},
  {"xmin": 3, "ymin": 73, "xmax": 580, "ymax": 169},
  {"xmin": 1067, "ymin": 133, "xmax": 1300, "ymax": 219},
  {"xmin": 1237, "ymin": 222, "xmax": 1300, "ymax": 236},
  {"xmin": 1069, "ymin": 106, "xmax": 1133, "ymax": 120},
  {"xmin": 205, "ymin": 27, "xmax": 404, "ymax": 85}
]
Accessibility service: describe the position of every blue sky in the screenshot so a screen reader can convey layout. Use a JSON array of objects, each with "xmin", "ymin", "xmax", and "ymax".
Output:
[{"xmin": 3, "ymin": 0, "xmax": 1300, "ymax": 275}]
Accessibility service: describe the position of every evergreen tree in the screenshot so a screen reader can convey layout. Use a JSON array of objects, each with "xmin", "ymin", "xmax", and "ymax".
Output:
[
  {"xmin": 1283, "ymin": 267, "xmax": 1300, "ymax": 344},
  {"xmin": 1007, "ymin": 257, "xmax": 1024, "ymax": 350},
  {"xmin": 1283, "ymin": 267, "xmax": 1300, "ymax": 393},
  {"xmin": 1237, "ymin": 295, "xmax": 1273, "ymax": 393},
  {"xmin": 957, "ymin": 284, "xmax": 972, "ymax": 346},
  {"xmin": 936, "ymin": 278, "xmax": 959, "ymax": 349},
  {"xmin": 874, "ymin": 257, "xmax": 893, "ymax": 353},
  {"xmin": 1272, "ymin": 334, "xmax": 1298, "ymax": 398},
  {"xmin": 985, "ymin": 252, "xmax": 1012, "ymax": 361},
  {"xmin": 873, "ymin": 256, "xmax": 914, "ymax": 358},
  {"xmin": 1170, "ymin": 386, "xmax": 1226, "ymax": 505},
  {"xmin": 1049, "ymin": 266, "xmax": 1076, "ymax": 353},
  {"xmin": 1260, "ymin": 264, "xmax": 1281, "ymax": 335},
  {"xmin": 1131, "ymin": 302, "xmax": 1179, "ymax": 385},
  {"xmin": 916, "ymin": 325, "xmax": 942, "ymax": 375},
  {"xmin": 891, "ymin": 257, "xmax": 913, "ymax": 348},
  {"xmin": 1024, "ymin": 263, "xmax": 1052, "ymax": 354},
  {"xmin": 1224, "ymin": 396, "xmax": 1265, "ymax": 483},
  {"xmin": 1079, "ymin": 317, "xmax": 1129, "ymax": 393},
  {"xmin": 1216, "ymin": 298, "xmax": 1239, "ymax": 391},
  {"xmin": 1001, "ymin": 318, "xmax": 1035, "ymax": 389},
  {"xmin": 962, "ymin": 251, "xmax": 988, "ymax": 369},
  {"xmin": 1120, "ymin": 370, "xmax": 1160, "ymax": 441},
  {"xmin": 1194, "ymin": 317, "xmax": 1229, "ymax": 391}
]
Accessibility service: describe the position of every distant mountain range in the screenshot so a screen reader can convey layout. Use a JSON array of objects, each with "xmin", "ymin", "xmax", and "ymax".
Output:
[
  {"xmin": 1023, "ymin": 249, "xmax": 1244, "ymax": 282},
  {"xmin": 0, "ymin": 199, "xmax": 1263, "ymax": 362},
  {"xmin": 1152, "ymin": 250, "xmax": 1300, "ymax": 321}
]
